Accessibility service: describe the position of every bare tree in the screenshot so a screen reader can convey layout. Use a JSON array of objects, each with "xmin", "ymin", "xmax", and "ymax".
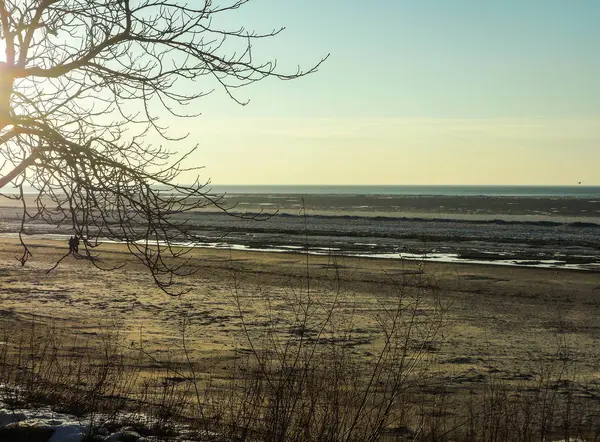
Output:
[{"xmin": 0, "ymin": 0, "xmax": 326, "ymax": 294}]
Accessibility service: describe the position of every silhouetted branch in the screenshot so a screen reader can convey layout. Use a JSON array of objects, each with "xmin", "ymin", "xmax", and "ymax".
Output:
[{"xmin": 0, "ymin": 0, "xmax": 328, "ymax": 294}]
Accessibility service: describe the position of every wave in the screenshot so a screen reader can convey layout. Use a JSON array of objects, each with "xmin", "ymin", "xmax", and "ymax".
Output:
[{"xmin": 234, "ymin": 211, "xmax": 600, "ymax": 229}]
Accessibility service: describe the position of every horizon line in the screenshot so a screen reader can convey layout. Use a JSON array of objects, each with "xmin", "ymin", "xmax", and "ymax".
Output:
[{"xmin": 201, "ymin": 184, "xmax": 600, "ymax": 187}]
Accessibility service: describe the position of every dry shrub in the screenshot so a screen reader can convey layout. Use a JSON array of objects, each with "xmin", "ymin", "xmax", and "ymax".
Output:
[
  {"xmin": 189, "ymin": 258, "xmax": 447, "ymax": 441},
  {"xmin": 1, "ymin": 258, "xmax": 600, "ymax": 441}
]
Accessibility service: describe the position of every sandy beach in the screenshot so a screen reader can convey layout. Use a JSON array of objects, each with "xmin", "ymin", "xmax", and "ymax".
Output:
[{"xmin": 1, "ymin": 237, "xmax": 599, "ymax": 392}]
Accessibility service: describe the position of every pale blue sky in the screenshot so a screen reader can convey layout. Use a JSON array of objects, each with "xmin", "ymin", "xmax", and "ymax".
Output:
[{"xmin": 174, "ymin": 0, "xmax": 600, "ymax": 184}]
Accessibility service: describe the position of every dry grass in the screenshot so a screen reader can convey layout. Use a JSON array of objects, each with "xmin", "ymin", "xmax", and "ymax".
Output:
[{"xmin": 1, "ymin": 244, "xmax": 600, "ymax": 440}]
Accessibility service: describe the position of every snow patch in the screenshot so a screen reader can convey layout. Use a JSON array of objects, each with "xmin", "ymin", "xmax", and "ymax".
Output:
[
  {"xmin": 0, "ymin": 401, "xmax": 208, "ymax": 441},
  {"xmin": 0, "ymin": 406, "xmax": 85, "ymax": 441}
]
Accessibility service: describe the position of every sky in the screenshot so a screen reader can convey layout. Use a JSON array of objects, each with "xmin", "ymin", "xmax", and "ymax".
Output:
[
  {"xmin": 34, "ymin": 1, "xmax": 600, "ymax": 185},
  {"xmin": 173, "ymin": 0, "xmax": 600, "ymax": 186}
]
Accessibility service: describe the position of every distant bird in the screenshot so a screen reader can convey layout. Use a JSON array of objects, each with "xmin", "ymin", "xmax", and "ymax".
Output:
[{"xmin": 578, "ymin": 181, "xmax": 582, "ymax": 185}]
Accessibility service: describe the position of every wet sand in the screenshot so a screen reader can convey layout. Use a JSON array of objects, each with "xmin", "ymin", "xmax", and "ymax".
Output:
[{"xmin": 1, "ymin": 237, "xmax": 600, "ymax": 393}]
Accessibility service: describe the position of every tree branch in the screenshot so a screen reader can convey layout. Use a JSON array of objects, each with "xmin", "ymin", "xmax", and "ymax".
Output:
[{"xmin": 0, "ymin": 148, "xmax": 37, "ymax": 189}]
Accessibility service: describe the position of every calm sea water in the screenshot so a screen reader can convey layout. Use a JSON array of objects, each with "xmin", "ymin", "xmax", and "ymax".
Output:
[
  {"xmin": 10, "ymin": 184, "xmax": 600, "ymax": 270},
  {"xmin": 208, "ymin": 185, "xmax": 600, "ymax": 198},
  {"xmin": 190, "ymin": 185, "xmax": 600, "ymax": 271}
]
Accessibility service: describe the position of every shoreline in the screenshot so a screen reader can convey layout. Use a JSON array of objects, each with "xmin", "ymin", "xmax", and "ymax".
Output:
[{"xmin": 5, "ymin": 233, "xmax": 600, "ymax": 273}]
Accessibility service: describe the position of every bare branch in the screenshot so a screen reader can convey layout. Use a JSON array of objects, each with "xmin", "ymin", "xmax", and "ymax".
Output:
[{"xmin": 0, "ymin": 0, "xmax": 326, "ymax": 295}]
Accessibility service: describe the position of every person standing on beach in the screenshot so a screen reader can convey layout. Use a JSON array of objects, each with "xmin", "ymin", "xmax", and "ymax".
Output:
[{"xmin": 68, "ymin": 236, "xmax": 80, "ymax": 255}]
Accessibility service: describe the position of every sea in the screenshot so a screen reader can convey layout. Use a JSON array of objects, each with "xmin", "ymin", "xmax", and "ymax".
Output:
[
  {"xmin": 6, "ymin": 185, "xmax": 600, "ymax": 271},
  {"xmin": 207, "ymin": 185, "xmax": 600, "ymax": 198},
  {"xmin": 178, "ymin": 185, "xmax": 600, "ymax": 271}
]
